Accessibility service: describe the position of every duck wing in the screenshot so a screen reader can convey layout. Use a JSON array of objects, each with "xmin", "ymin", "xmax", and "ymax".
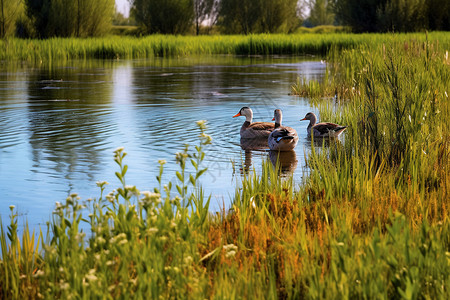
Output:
[
  {"xmin": 248, "ymin": 122, "xmax": 275, "ymax": 131},
  {"xmin": 271, "ymin": 127, "xmax": 296, "ymax": 142},
  {"xmin": 313, "ymin": 122, "xmax": 346, "ymax": 134}
]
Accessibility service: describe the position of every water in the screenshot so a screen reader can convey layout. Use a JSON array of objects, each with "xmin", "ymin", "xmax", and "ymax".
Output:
[{"xmin": 0, "ymin": 56, "xmax": 326, "ymax": 227}]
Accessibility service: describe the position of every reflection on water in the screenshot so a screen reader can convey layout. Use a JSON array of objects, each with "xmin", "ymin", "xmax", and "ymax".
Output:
[
  {"xmin": 268, "ymin": 150, "xmax": 298, "ymax": 175},
  {"xmin": 239, "ymin": 138, "xmax": 298, "ymax": 175},
  {"xmin": 0, "ymin": 56, "xmax": 327, "ymax": 227}
]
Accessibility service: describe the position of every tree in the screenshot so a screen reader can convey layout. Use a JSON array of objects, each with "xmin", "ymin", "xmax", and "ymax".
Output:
[
  {"xmin": 377, "ymin": 0, "xmax": 428, "ymax": 32},
  {"xmin": 219, "ymin": 0, "xmax": 300, "ymax": 34},
  {"xmin": 333, "ymin": 0, "xmax": 385, "ymax": 32},
  {"xmin": 24, "ymin": 0, "xmax": 114, "ymax": 37},
  {"xmin": 194, "ymin": 0, "xmax": 218, "ymax": 35},
  {"xmin": 308, "ymin": 0, "xmax": 335, "ymax": 26},
  {"xmin": 131, "ymin": 0, "xmax": 194, "ymax": 34},
  {"xmin": 0, "ymin": 0, "xmax": 25, "ymax": 38}
]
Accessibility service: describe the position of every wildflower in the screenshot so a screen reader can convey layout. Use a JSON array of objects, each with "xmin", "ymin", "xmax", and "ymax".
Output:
[
  {"xmin": 96, "ymin": 181, "xmax": 109, "ymax": 187},
  {"xmin": 85, "ymin": 274, "xmax": 98, "ymax": 282},
  {"xmin": 106, "ymin": 260, "xmax": 115, "ymax": 266},
  {"xmin": 115, "ymin": 147, "xmax": 125, "ymax": 153},
  {"xmin": 118, "ymin": 239, "xmax": 128, "ymax": 246},
  {"xmin": 34, "ymin": 270, "xmax": 45, "ymax": 278},
  {"xmin": 196, "ymin": 120, "xmax": 206, "ymax": 127},
  {"xmin": 158, "ymin": 159, "xmax": 167, "ymax": 165},
  {"xmin": 147, "ymin": 227, "xmax": 159, "ymax": 235},
  {"xmin": 223, "ymin": 244, "xmax": 238, "ymax": 252},
  {"xmin": 225, "ymin": 250, "xmax": 236, "ymax": 258},
  {"xmin": 60, "ymin": 281, "xmax": 70, "ymax": 290},
  {"xmin": 184, "ymin": 256, "xmax": 193, "ymax": 265},
  {"xmin": 9, "ymin": 205, "xmax": 15, "ymax": 210}
]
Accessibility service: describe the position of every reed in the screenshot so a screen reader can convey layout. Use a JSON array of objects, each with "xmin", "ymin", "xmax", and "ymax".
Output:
[{"xmin": 1, "ymin": 32, "xmax": 449, "ymax": 63}]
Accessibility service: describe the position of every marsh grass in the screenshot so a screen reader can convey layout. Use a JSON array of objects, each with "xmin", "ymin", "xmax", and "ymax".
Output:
[
  {"xmin": 1, "ymin": 32, "xmax": 448, "ymax": 63},
  {"xmin": 1, "ymin": 34, "xmax": 450, "ymax": 298}
]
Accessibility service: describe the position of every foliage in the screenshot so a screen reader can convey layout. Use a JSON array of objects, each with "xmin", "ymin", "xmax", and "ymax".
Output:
[
  {"xmin": 0, "ymin": 0, "xmax": 25, "ymax": 38},
  {"xmin": 219, "ymin": 0, "xmax": 300, "ymax": 34},
  {"xmin": 24, "ymin": 0, "xmax": 114, "ymax": 38},
  {"xmin": 131, "ymin": 0, "xmax": 194, "ymax": 34},
  {"xmin": 333, "ymin": 0, "xmax": 450, "ymax": 32},
  {"xmin": 307, "ymin": 0, "xmax": 335, "ymax": 26},
  {"xmin": 194, "ymin": 0, "xmax": 219, "ymax": 35}
]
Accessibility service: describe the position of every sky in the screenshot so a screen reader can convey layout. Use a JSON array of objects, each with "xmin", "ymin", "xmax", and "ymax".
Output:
[{"xmin": 116, "ymin": 0, "xmax": 130, "ymax": 17}]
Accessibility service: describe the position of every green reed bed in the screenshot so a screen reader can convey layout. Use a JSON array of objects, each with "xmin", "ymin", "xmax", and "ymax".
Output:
[
  {"xmin": 1, "ymin": 34, "xmax": 450, "ymax": 298},
  {"xmin": 1, "ymin": 32, "xmax": 448, "ymax": 63}
]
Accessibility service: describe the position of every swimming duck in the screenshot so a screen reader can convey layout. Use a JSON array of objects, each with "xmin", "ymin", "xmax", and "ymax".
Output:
[
  {"xmin": 233, "ymin": 107, "xmax": 275, "ymax": 139},
  {"xmin": 268, "ymin": 109, "xmax": 299, "ymax": 151},
  {"xmin": 300, "ymin": 112, "xmax": 347, "ymax": 138}
]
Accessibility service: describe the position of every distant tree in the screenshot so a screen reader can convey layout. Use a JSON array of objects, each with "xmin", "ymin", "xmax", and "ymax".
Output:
[
  {"xmin": 131, "ymin": 0, "xmax": 194, "ymax": 34},
  {"xmin": 260, "ymin": 0, "xmax": 300, "ymax": 33},
  {"xmin": 0, "ymin": 0, "xmax": 25, "ymax": 38},
  {"xmin": 377, "ymin": 0, "xmax": 428, "ymax": 32},
  {"xmin": 333, "ymin": 0, "xmax": 384, "ymax": 32},
  {"xmin": 308, "ymin": 0, "xmax": 335, "ymax": 26},
  {"xmin": 219, "ymin": 0, "xmax": 300, "ymax": 34},
  {"xmin": 219, "ymin": 0, "xmax": 260, "ymax": 34},
  {"xmin": 333, "ymin": 0, "xmax": 449, "ymax": 32},
  {"xmin": 194, "ymin": 0, "xmax": 218, "ymax": 35},
  {"xmin": 24, "ymin": 0, "xmax": 114, "ymax": 38},
  {"xmin": 426, "ymin": 0, "xmax": 450, "ymax": 31}
]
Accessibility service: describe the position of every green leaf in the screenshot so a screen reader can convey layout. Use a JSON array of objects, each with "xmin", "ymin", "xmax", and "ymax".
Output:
[
  {"xmin": 191, "ymin": 159, "xmax": 198, "ymax": 169},
  {"xmin": 122, "ymin": 165, "xmax": 128, "ymax": 177},
  {"xmin": 189, "ymin": 174, "xmax": 196, "ymax": 186},
  {"xmin": 196, "ymin": 168, "xmax": 207, "ymax": 179},
  {"xmin": 176, "ymin": 171, "xmax": 183, "ymax": 181}
]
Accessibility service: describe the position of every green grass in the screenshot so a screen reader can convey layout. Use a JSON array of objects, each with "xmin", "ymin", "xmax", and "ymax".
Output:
[
  {"xmin": 1, "ymin": 32, "xmax": 449, "ymax": 62},
  {"xmin": 1, "ymin": 33, "xmax": 450, "ymax": 298}
]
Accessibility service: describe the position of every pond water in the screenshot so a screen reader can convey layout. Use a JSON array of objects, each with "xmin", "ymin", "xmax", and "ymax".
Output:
[{"xmin": 0, "ymin": 55, "xmax": 327, "ymax": 228}]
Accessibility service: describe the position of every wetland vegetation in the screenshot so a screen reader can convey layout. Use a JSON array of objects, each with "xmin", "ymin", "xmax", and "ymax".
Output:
[{"xmin": 1, "ymin": 32, "xmax": 450, "ymax": 298}]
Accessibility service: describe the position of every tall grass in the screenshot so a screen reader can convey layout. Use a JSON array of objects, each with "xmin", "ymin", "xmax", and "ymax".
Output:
[
  {"xmin": 1, "ymin": 32, "xmax": 449, "ymax": 63},
  {"xmin": 1, "ymin": 34, "xmax": 450, "ymax": 298}
]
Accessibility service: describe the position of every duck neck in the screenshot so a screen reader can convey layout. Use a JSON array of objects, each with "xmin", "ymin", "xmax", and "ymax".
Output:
[
  {"xmin": 274, "ymin": 111, "xmax": 282, "ymax": 129},
  {"xmin": 245, "ymin": 110, "xmax": 253, "ymax": 123},
  {"xmin": 309, "ymin": 114, "xmax": 317, "ymax": 127}
]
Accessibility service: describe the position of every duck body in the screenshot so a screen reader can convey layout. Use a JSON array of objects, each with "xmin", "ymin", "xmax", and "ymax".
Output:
[
  {"xmin": 268, "ymin": 109, "xmax": 298, "ymax": 151},
  {"xmin": 233, "ymin": 107, "xmax": 275, "ymax": 139},
  {"xmin": 300, "ymin": 112, "xmax": 347, "ymax": 138}
]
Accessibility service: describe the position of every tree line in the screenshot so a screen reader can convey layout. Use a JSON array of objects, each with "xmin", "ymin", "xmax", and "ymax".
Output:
[{"xmin": 0, "ymin": 0, "xmax": 448, "ymax": 39}]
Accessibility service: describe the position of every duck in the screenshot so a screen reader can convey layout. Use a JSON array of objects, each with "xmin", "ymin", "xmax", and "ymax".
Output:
[
  {"xmin": 300, "ymin": 112, "xmax": 347, "ymax": 138},
  {"xmin": 233, "ymin": 107, "xmax": 275, "ymax": 139},
  {"xmin": 268, "ymin": 109, "xmax": 299, "ymax": 151}
]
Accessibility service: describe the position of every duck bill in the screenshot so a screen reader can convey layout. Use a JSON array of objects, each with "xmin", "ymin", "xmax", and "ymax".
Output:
[
  {"xmin": 300, "ymin": 117, "xmax": 306, "ymax": 121},
  {"xmin": 233, "ymin": 112, "xmax": 241, "ymax": 118},
  {"xmin": 272, "ymin": 117, "xmax": 275, "ymax": 121}
]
